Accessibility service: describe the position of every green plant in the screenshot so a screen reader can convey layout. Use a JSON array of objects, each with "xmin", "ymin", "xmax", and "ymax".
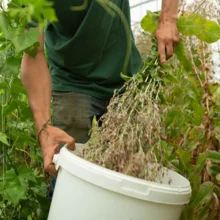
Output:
[
  {"xmin": 78, "ymin": 38, "xmax": 170, "ymax": 180},
  {"xmin": 141, "ymin": 11, "xmax": 220, "ymax": 219},
  {"xmin": 0, "ymin": 0, "xmax": 57, "ymax": 218},
  {"xmin": 79, "ymin": 5, "xmax": 220, "ymax": 219}
]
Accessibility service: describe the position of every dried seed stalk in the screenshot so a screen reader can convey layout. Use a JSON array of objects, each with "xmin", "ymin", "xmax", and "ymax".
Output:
[{"xmin": 77, "ymin": 41, "xmax": 168, "ymax": 181}]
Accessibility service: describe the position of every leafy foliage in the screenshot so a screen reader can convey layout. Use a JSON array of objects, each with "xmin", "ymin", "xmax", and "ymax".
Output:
[
  {"xmin": 0, "ymin": 0, "xmax": 57, "ymax": 219},
  {"xmin": 177, "ymin": 14, "xmax": 220, "ymax": 43},
  {"xmin": 141, "ymin": 9, "xmax": 220, "ymax": 220},
  {"xmin": 141, "ymin": 11, "xmax": 220, "ymax": 43}
]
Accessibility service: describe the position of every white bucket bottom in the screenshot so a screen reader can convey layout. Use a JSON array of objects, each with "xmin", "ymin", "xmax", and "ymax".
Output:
[{"xmin": 48, "ymin": 145, "xmax": 191, "ymax": 220}]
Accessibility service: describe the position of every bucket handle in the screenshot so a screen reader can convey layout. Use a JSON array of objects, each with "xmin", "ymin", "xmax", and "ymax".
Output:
[
  {"xmin": 52, "ymin": 143, "xmax": 84, "ymax": 170},
  {"xmin": 53, "ymin": 153, "xmax": 59, "ymax": 165},
  {"xmin": 52, "ymin": 153, "xmax": 60, "ymax": 170}
]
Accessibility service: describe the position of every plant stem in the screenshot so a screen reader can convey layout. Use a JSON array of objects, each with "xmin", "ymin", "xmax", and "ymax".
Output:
[{"xmin": 96, "ymin": 0, "xmax": 131, "ymax": 75}]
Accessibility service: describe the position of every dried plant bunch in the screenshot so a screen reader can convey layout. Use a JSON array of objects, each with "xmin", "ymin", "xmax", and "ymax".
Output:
[{"xmin": 77, "ymin": 39, "xmax": 171, "ymax": 181}]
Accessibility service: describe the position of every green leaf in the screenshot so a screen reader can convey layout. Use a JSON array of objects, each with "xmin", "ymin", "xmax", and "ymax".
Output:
[
  {"xmin": 3, "ymin": 101, "xmax": 17, "ymax": 117},
  {"xmin": 174, "ymin": 39, "xmax": 193, "ymax": 72},
  {"xmin": 10, "ymin": 82, "xmax": 27, "ymax": 96},
  {"xmin": 1, "ymin": 169, "xmax": 17, "ymax": 181},
  {"xmin": 193, "ymin": 57, "xmax": 202, "ymax": 68},
  {"xmin": 212, "ymin": 86, "xmax": 220, "ymax": 103},
  {"xmin": 4, "ymin": 186, "xmax": 26, "ymax": 205},
  {"xmin": 165, "ymin": 111, "xmax": 181, "ymax": 127},
  {"xmin": 7, "ymin": 27, "xmax": 39, "ymax": 54},
  {"xmin": 0, "ymin": 43, "xmax": 8, "ymax": 51},
  {"xmin": 18, "ymin": 167, "xmax": 37, "ymax": 183},
  {"xmin": 141, "ymin": 11, "xmax": 159, "ymax": 34},
  {"xmin": 180, "ymin": 207, "xmax": 195, "ymax": 220},
  {"xmin": 24, "ymin": 41, "xmax": 40, "ymax": 57},
  {"xmin": 17, "ymin": 175, "xmax": 29, "ymax": 190},
  {"xmin": 5, "ymin": 57, "xmax": 20, "ymax": 74},
  {"xmin": 176, "ymin": 149, "xmax": 192, "ymax": 173},
  {"xmin": 11, "ymin": 84, "xmax": 27, "ymax": 95},
  {"xmin": 177, "ymin": 14, "xmax": 220, "ymax": 43},
  {"xmin": 214, "ymin": 185, "xmax": 220, "ymax": 197},
  {"xmin": 0, "ymin": 13, "xmax": 9, "ymax": 35},
  {"xmin": 0, "ymin": 82, "xmax": 8, "ymax": 90},
  {"xmin": 10, "ymin": 130, "xmax": 37, "ymax": 146},
  {"xmin": 189, "ymin": 175, "xmax": 201, "ymax": 202},
  {"xmin": 0, "ymin": 132, "xmax": 9, "ymax": 146},
  {"xmin": 207, "ymin": 165, "xmax": 220, "ymax": 178},
  {"xmin": 191, "ymin": 102, "xmax": 204, "ymax": 126},
  {"xmin": 33, "ymin": 0, "xmax": 58, "ymax": 23},
  {"xmin": 30, "ymin": 182, "xmax": 48, "ymax": 197},
  {"xmin": 196, "ymin": 201, "xmax": 212, "ymax": 220},
  {"xmin": 165, "ymin": 73, "xmax": 178, "ymax": 84},
  {"xmin": 2, "ymin": 169, "xmax": 27, "ymax": 205},
  {"xmin": 195, "ymin": 152, "xmax": 208, "ymax": 174},
  {"xmin": 27, "ymin": 215, "xmax": 32, "ymax": 220},
  {"xmin": 189, "ymin": 182, "xmax": 214, "ymax": 210},
  {"xmin": 0, "ymin": 182, "xmax": 4, "ymax": 194},
  {"xmin": 1, "ymin": 57, "xmax": 20, "ymax": 75},
  {"xmin": 187, "ymin": 89, "xmax": 197, "ymax": 101},
  {"xmin": 216, "ymin": 173, "xmax": 220, "ymax": 184},
  {"xmin": 207, "ymin": 151, "xmax": 220, "ymax": 164},
  {"xmin": 186, "ymin": 76, "xmax": 199, "ymax": 88}
]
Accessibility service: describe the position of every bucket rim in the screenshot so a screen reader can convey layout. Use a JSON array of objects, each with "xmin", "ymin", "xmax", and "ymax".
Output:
[{"xmin": 54, "ymin": 145, "xmax": 192, "ymax": 205}]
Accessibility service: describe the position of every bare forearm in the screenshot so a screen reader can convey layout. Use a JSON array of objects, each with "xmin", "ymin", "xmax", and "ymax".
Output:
[
  {"xmin": 21, "ymin": 52, "xmax": 51, "ymax": 131},
  {"xmin": 160, "ymin": 0, "xmax": 178, "ymax": 21},
  {"xmin": 155, "ymin": 0, "xmax": 179, "ymax": 63},
  {"xmin": 20, "ymin": 31, "xmax": 75, "ymax": 175},
  {"xmin": 21, "ymin": 51, "xmax": 75, "ymax": 175}
]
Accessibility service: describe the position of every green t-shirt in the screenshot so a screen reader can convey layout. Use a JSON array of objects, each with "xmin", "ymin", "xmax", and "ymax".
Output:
[{"xmin": 45, "ymin": 0, "xmax": 142, "ymax": 99}]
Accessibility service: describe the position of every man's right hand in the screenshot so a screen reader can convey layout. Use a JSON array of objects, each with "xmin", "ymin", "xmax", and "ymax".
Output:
[{"xmin": 38, "ymin": 125, "xmax": 75, "ymax": 175}]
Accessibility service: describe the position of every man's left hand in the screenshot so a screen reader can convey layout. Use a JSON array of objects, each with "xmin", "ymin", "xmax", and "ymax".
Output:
[{"xmin": 155, "ymin": 18, "xmax": 179, "ymax": 64}]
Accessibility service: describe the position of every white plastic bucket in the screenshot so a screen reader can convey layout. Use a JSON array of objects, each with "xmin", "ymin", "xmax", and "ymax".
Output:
[{"xmin": 48, "ymin": 144, "xmax": 191, "ymax": 220}]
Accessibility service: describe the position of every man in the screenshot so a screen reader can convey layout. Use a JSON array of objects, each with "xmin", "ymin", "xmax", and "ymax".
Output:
[{"xmin": 21, "ymin": 0, "xmax": 179, "ymax": 178}]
